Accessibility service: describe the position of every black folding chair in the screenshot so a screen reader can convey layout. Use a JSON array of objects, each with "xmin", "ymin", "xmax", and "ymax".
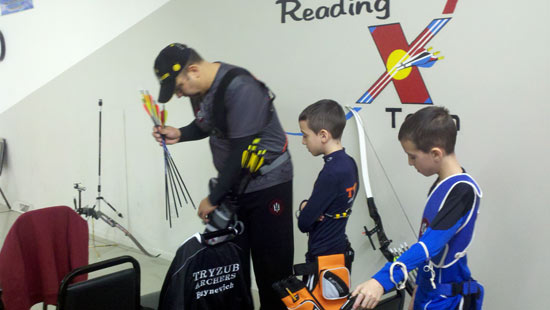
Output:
[{"xmin": 57, "ymin": 255, "xmax": 140, "ymax": 310}]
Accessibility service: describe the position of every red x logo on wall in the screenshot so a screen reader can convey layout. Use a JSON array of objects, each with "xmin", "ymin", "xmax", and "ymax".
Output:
[{"xmin": 357, "ymin": 18, "xmax": 450, "ymax": 104}]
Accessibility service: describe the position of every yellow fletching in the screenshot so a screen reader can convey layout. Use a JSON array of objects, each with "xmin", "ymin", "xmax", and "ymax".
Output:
[
  {"xmin": 254, "ymin": 157, "xmax": 265, "ymax": 173},
  {"xmin": 143, "ymin": 94, "xmax": 154, "ymax": 116},
  {"xmin": 248, "ymin": 153, "xmax": 258, "ymax": 170},
  {"xmin": 252, "ymin": 138, "xmax": 261, "ymax": 145},
  {"xmin": 241, "ymin": 150, "xmax": 250, "ymax": 168},
  {"xmin": 152, "ymin": 105, "xmax": 158, "ymax": 120},
  {"xmin": 145, "ymin": 101, "xmax": 153, "ymax": 116}
]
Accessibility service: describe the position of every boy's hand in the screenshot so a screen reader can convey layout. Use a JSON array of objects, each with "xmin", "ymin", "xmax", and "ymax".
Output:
[
  {"xmin": 300, "ymin": 201, "xmax": 324, "ymax": 221},
  {"xmin": 351, "ymin": 279, "xmax": 384, "ymax": 309},
  {"xmin": 152, "ymin": 126, "xmax": 180, "ymax": 146}
]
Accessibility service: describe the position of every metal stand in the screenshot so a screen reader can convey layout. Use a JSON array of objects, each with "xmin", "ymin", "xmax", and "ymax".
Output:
[
  {"xmin": 86, "ymin": 99, "xmax": 122, "ymax": 256},
  {"xmin": 71, "ymin": 99, "xmax": 159, "ymax": 258},
  {"xmin": 93, "ymin": 99, "xmax": 123, "ymax": 218},
  {"xmin": 0, "ymin": 186, "xmax": 22, "ymax": 214},
  {"xmin": 0, "ymin": 138, "xmax": 11, "ymax": 212},
  {"xmin": 0, "ymin": 186, "xmax": 11, "ymax": 211}
]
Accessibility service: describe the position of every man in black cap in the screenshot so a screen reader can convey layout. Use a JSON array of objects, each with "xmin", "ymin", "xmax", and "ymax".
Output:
[{"xmin": 152, "ymin": 43, "xmax": 294, "ymax": 309}]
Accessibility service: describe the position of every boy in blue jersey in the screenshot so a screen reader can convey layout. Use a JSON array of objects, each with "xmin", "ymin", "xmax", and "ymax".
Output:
[
  {"xmin": 350, "ymin": 106, "xmax": 483, "ymax": 310},
  {"xmin": 298, "ymin": 99, "xmax": 358, "ymax": 264}
]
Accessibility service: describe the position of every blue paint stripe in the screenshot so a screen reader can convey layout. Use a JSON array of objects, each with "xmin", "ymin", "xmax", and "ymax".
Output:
[
  {"xmin": 345, "ymin": 107, "xmax": 362, "ymax": 120},
  {"xmin": 286, "ymin": 131, "xmax": 303, "ymax": 136},
  {"xmin": 429, "ymin": 18, "xmax": 450, "ymax": 35},
  {"xmin": 358, "ymin": 91, "xmax": 373, "ymax": 103}
]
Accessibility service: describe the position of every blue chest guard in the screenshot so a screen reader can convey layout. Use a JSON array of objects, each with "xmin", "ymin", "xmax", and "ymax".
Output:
[{"xmin": 421, "ymin": 173, "xmax": 482, "ymax": 268}]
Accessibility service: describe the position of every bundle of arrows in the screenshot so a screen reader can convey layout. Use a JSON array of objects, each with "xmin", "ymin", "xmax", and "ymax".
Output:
[{"xmin": 140, "ymin": 90, "xmax": 195, "ymax": 227}]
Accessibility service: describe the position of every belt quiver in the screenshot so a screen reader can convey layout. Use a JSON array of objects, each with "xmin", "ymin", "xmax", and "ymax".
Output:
[
  {"xmin": 273, "ymin": 276, "xmax": 323, "ymax": 310},
  {"xmin": 274, "ymin": 252, "xmax": 353, "ymax": 310}
]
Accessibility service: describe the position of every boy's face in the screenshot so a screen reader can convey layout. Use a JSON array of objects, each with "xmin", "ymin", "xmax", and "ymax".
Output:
[
  {"xmin": 299, "ymin": 120, "xmax": 324, "ymax": 156},
  {"xmin": 400, "ymin": 139, "xmax": 439, "ymax": 177}
]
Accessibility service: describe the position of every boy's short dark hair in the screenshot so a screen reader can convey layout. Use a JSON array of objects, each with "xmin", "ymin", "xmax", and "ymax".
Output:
[
  {"xmin": 398, "ymin": 106, "xmax": 457, "ymax": 154},
  {"xmin": 299, "ymin": 99, "xmax": 346, "ymax": 139}
]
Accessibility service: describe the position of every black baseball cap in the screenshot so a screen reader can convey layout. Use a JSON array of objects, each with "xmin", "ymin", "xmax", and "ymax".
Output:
[{"xmin": 154, "ymin": 43, "xmax": 191, "ymax": 103}]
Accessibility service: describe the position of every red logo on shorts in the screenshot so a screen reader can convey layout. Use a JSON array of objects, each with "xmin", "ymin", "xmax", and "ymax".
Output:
[{"xmin": 269, "ymin": 199, "xmax": 284, "ymax": 216}]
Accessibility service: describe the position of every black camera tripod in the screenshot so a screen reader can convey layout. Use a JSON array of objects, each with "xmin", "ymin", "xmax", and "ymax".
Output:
[
  {"xmin": 72, "ymin": 99, "xmax": 159, "ymax": 258},
  {"xmin": 92, "ymin": 99, "xmax": 123, "ymax": 218}
]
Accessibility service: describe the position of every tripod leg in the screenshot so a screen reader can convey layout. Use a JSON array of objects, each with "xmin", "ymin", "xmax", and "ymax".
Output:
[
  {"xmin": 0, "ymin": 186, "xmax": 12, "ymax": 210},
  {"xmin": 100, "ymin": 197, "xmax": 123, "ymax": 218}
]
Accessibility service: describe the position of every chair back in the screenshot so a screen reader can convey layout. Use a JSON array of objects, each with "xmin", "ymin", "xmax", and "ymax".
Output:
[
  {"xmin": 57, "ymin": 255, "xmax": 140, "ymax": 310},
  {"xmin": 0, "ymin": 206, "xmax": 88, "ymax": 310}
]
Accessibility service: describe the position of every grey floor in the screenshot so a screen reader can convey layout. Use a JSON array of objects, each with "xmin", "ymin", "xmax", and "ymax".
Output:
[{"xmin": 0, "ymin": 207, "xmax": 261, "ymax": 309}]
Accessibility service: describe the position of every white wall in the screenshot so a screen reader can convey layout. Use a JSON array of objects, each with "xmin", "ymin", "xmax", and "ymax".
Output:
[
  {"xmin": 0, "ymin": 0, "xmax": 549, "ymax": 308},
  {"xmin": 0, "ymin": 0, "xmax": 170, "ymax": 114}
]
